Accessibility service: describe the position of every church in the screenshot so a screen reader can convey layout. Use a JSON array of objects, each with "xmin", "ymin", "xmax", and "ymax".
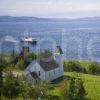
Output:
[{"xmin": 25, "ymin": 46, "xmax": 64, "ymax": 83}]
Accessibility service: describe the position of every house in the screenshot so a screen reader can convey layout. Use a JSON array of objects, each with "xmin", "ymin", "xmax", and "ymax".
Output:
[{"xmin": 25, "ymin": 46, "xmax": 64, "ymax": 83}]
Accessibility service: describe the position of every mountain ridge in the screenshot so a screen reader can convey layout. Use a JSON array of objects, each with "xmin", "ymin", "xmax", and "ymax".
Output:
[{"xmin": 0, "ymin": 16, "xmax": 100, "ymax": 22}]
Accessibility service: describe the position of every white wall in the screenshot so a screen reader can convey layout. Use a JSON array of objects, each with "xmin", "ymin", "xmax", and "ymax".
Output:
[
  {"xmin": 25, "ymin": 61, "xmax": 46, "ymax": 81},
  {"xmin": 54, "ymin": 53, "xmax": 64, "ymax": 77},
  {"xmin": 39, "ymin": 67, "xmax": 46, "ymax": 80},
  {"xmin": 45, "ymin": 67, "xmax": 63, "ymax": 81}
]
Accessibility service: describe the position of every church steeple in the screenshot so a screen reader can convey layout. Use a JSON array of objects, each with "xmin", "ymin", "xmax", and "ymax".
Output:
[
  {"xmin": 53, "ymin": 46, "xmax": 64, "ymax": 65},
  {"xmin": 55, "ymin": 46, "xmax": 63, "ymax": 54}
]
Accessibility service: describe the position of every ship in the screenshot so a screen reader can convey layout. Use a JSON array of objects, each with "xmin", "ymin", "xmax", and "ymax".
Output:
[{"xmin": 20, "ymin": 37, "xmax": 38, "ymax": 45}]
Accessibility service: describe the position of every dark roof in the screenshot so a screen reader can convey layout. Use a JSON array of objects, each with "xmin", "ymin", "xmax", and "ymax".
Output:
[
  {"xmin": 37, "ymin": 58, "xmax": 59, "ymax": 71},
  {"xmin": 30, "ymin": 72, "xmax": 38, "ymax": 79}
]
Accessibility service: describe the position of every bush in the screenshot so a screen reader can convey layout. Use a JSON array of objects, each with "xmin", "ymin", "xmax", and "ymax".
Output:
[
  {"xmin": 38, "ymin": 50, "xmax": 52, "ymax": 58},
  {"xmin": 88, "ymin": 61, "xmax": 100, "ymax": 75},
  {"xmin": 15, "ymin": 59, "xmax": 24, "ymax": 70},
  {"xmin": 28, "ymin": 53, "xmax": 37, "ymax": 60},
  {"xmin": 3, "ymin": 72, "xmax": 21, "ymax": 99},
  {"xmin": 60, "ymin": 78, "xmax": 86, "ymax": 100},
  {"xmin": 23, "ymin": 81, "xmax": 51, "ymax": 99},
  {"xmin": 64, "ymin": 60, "xmax": 87, "ymax": 73}
]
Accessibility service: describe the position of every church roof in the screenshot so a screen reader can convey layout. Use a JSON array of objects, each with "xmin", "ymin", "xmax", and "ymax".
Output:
[{"xmin": 37, "ymin": 58, "xmax": 59, "ymax": 71}]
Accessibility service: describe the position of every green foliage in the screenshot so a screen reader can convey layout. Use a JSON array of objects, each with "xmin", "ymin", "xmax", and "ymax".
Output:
[
  {"xmin": 38, "ymin": 50, "xmax": 53, "ymax": 58},
  {"xmin": 60, "ymin": 78, "xmax": 86, "ymax": 100},
  {"xmin": 64, "ymin": 60, "xmax": 87, "ymax": 73},
  {"xmin": 0, "ymin": 58, "xmax": 10, "ymax": 99},
  {"xmin": 88, "ymin": 61, "xmax": 100, "ymax": 75},
  {"xmin": 15, "ymin": 59, "xmax": 24, "ymax": 70},
  {"xmin": 27, "ymin": 81, "xmax": 51, "ymax": 99},
  {"xmin": 1, "ymin": 54, "xmax": 100, "ymax": 100},
  {"xmin": 19, "ymin": 81, "xmax": 34, "ymax": 99},
  {"xmin": 28, "ymin": 52, "xmax": 37, "ymax": 60},
  {"xmin": 64, "ymin": 72, "xmax": 100, "ymax": 100},
  {"xmin": 77, "ymin": 80, "xmax": 86, "ymax": 100},
  {"xmin": 64, "ymin": 60, "xmax": 100, "ymax": 75},
  {"xmin": 3, "ymin": 71, "xmax": 21, "ymax": 99}
]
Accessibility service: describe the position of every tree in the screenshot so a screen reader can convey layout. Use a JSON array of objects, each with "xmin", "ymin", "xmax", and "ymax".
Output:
[
  {"xmin": 15, "ymin": 59, "xmax": 24, "ymax": 70},
  {"xmin": 60, "ymin": 78, "xmax": 86, "ymax": 100},
  {"xmin": 29, "ymin": 82, "xmax": 50, "ymax": 99},
  {"xmin": 38, "ymin": 50, "xmax": 52, "ymax": 58},
  {"xmin": 88, "ymin": 61, "xmax": 98, "ymax": 74},
  {"xmin": 0, "ymin": 59, "xmax": 3, "ymax": 99},
  {"xmin": 3, "ymin": 71, "xmax": 21, "ymax": 100},
  {"xmin": 77, "ymin": 80, "xmax": 86, "ymax": 100},
  {"xmin": 20, "ymin": 81, "xmax": 33, "ymax": 100},
  {"xmin": 64, "ymin": 60, "xmax": 83, "ymax": 72},
  {"xmin": 28, "ymin": 52, "xmax": 37, "ymax": 60},
  {"xmin": 0, "ymin": 57, "xmax": 8, "ymax": 99}
]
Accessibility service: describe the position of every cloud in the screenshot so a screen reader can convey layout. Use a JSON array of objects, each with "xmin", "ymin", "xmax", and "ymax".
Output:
[{"xmin": 0, "ymin": 0, "xmax": 100, "ymax": 18}]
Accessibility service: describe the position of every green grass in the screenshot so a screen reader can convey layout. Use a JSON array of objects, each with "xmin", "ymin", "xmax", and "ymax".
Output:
[
  {"xmin": 53, "ymin": 60, "xmax": 100, "ymax": 99},
  {"xmin": 51, "ymin": 72, "xmax": 100, "ymax": 100},
  {"xmin": 63, "ymin": 72, "xmax": 100, "ymax": 100},
  {"xmin": 3, "ymin": 71, "xmax": 100, "ymax": 100},
  {"xmin": 79, "ymin": 60, "xmax": 93, "ymax": 68},
  {"xmin": 64, "ymin": 60, "xmax": 100, "ymax": 71},
  {"xmin": 3, "ymin": 72, "xmax": 100, "ymax": 100}
]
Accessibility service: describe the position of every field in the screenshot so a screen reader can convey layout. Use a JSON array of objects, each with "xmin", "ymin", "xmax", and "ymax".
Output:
[
  {"xmin": 51, "ymin": 60, "xmax": 100, "ymax": 100},
  {"xmin": 64, "ymin": 72, "xmax": 100, "ymax": 100},
  {"xmin": 50, "ymin": 72, "xmax": 100, "ymax": 100}
]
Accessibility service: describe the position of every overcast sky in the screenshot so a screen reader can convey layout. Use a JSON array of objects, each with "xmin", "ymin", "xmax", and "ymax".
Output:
[{"xmin": 0, "ymin": 0, "xmax": 100, "ymax": 18}]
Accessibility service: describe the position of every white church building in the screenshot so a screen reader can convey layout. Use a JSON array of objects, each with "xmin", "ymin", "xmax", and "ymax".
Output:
[{"xmin": 25, "ymin": 46, "xmax": 64, "ymax": 83}]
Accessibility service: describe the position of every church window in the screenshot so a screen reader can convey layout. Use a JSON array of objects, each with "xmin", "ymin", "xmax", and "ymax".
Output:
[{"xmin": 39, "ymin": 71, "xmax": 40, "ymax": 76}]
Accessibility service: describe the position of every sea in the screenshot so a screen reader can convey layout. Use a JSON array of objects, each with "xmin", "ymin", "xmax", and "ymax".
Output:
[{"xmin": 0, "ymin": 20, "xmax": 100, "ymax": 61}]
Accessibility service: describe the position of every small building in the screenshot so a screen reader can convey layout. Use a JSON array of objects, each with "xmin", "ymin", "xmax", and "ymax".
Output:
[{"xmin": 25, "ymin": 46, "xmax": 64, "ymax": 83}]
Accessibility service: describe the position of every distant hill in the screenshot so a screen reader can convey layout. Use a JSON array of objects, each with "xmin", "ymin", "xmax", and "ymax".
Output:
[
  {"xmin": 0, "ymin": 16, "xmax": 46, "ymax": 22},
  {"xmin": 0, "ymin": 16, "xmax": 100, "ymax": 22},
  {"xmin": 77, "ymin": 17, "xmax": 100, "ymax": 21},
  {"xmin": 0, "ymin": 16, "xmax": 68, "ymax": 22}
]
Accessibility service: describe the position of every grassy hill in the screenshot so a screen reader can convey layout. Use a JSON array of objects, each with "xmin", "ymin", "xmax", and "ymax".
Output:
[
  {"xmin": 51, "ymin": 60, "xmax": 100, "ymax": 100},
  {"xmin": 51, "ymin": 72, "xmax": 100, "ymax": 100},
  {"xmin": 64, "ymin": 72, "xmax": 100, "ymax": 100},
  {"xmin": 6, "ymin": 72, "xmax": 100, "ymax": 100}
]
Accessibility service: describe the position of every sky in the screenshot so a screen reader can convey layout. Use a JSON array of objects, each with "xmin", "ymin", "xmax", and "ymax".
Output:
[{"xmin": 0, "ymin": 0, "xmax": 100, "ymax": 18}]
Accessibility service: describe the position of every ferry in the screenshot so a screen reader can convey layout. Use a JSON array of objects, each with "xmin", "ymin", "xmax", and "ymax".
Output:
[{"xmin": 20, "ymin": 37, "xmax": 37, "ymax": 45}]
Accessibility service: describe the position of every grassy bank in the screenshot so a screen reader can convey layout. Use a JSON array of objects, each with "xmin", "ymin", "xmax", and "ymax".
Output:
[
  {"xmin": 64, "ymin": 72, "xmax": 100, "ymax": 100},
  {"xmin": 51, "ymin": 72, "xmax": 100, "ymax": 100}
]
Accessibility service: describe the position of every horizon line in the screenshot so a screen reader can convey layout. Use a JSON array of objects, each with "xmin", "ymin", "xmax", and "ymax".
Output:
[{"xmin": 0, "ymin": 15, "xmax": 100, "ymax": 19}]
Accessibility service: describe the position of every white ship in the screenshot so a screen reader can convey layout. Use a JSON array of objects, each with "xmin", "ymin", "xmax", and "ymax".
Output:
[{"xmin": 20, "ymin": 37, "xmax": 38, "ymax": 45}]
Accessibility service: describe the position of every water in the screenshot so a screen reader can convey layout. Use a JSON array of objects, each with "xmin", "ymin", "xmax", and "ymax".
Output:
[{"xmin": 0, "ymin": 21, "xmax": 100, "ymax": 61}]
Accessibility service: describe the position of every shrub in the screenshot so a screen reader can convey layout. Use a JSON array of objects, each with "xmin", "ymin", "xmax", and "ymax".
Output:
[
  {"xmin": 24, "ymin": 81, "xmax": 51, "ymax": 99},
  {"xmin": 88, "ymin": 61, "xmax": 100, "ymax": 75},
  {"xmin": 3, "ymin": 72, "xmax": 21, "ymax": 99},
  {"xmin": 60, "ymin": 78, "xmax": 86, "ymax": 100},
  {"xmin": 15, "ymin": 59, "xmax": 24, "ymax": 70},
  {"xmin": 64, "ymin": 60, "xmax": 86, "ymax": 73}
]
